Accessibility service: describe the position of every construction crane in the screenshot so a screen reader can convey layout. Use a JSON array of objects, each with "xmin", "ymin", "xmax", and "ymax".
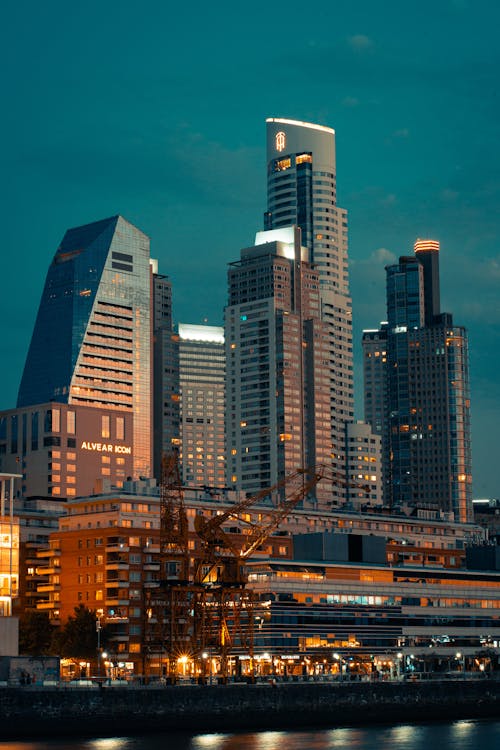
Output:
[
  {"xmin": 148, "ymin": 456, "xmax": 370, "ymax": 681},
  {"xmin": 193, "ymin": 467, "xmax": 323, "ymax": 585}
]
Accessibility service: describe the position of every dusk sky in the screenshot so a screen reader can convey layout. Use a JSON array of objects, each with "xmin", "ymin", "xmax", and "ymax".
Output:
[{"xmin": 1, "ymin": 1, "xmax": 498, "ymax": 498}]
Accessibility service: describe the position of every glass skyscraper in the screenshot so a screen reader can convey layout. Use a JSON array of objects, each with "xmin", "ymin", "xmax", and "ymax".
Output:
[
  {"xmin": 365, "ymin": 240, "xmax": 472, "ymax": 522},
  {"xmin": 17, "ymin": 215, "xmax": 152, "ymax": 479}
]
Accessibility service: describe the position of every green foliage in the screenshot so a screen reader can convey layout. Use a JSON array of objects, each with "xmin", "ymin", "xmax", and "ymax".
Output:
[
  {"xmin": 55, "ymin": 605, "xmax": 98, "ymax": 659},
  {"xmin": 18, "ymin": 611, "xmax": 57, "ymax": 656}
]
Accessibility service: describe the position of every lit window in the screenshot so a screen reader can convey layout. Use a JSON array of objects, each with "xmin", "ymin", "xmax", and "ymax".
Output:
[
  {"xmin": 101, "ymin": 415, "xmax": 110, "ymax": 439},
  {"xmin": 116, "ymin": 416, "xmax": 125, "ymax": 441}
]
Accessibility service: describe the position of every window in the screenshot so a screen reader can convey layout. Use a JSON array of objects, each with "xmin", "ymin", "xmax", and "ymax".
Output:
[
  {"xmin": 67, "ymin": 411, "xmax": 76, "ymax": 435},
  {"xmin": 101, "ymin": 415, "xmax": 110, "ymax": 439},
  {"xmin": 116, "ymin": 417, "xmax": 125, "ymax": 441}
]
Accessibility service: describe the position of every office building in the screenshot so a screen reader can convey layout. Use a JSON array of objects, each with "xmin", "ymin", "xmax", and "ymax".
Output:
[
  {"xmin": 0, "ymin": 402, "xmax": 134, "ymax": 498},
  {"xmin": 265, "ymin": 118, "xmax": 353, "ymax": 505},
  {"xmin": 152, "ymin": 269, "xmax": 177, "ymax": 480},
  {"xmin": 225, "ymin": 227, "xmax": 333, "ymax": 504},
  {"xmin": 16, "ymin": 215, "xmax": 153, "ymax": 481},
  {"xmin": 367, "ymin": 239, "xmax": 472, "ymax": 520}
]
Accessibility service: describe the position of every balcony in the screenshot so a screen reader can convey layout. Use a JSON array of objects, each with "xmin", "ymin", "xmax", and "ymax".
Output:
[
  {"xmin": 105, "ymin": 579, "xmax": 130, "ymax": 588},
  {"xmin": 105, "ymin": 597, "xmax": 130, "ymax": 606},
  {"xmin": 37, "ymin": 583, "xmax": 60, "ymax": 593},
  {"xmin": 143, "ymin": 563, "xmax": 160, "ymax": 572},
  {"xmin": 105, "ymin": 560, "xmax": 129, "ymax": 571}
]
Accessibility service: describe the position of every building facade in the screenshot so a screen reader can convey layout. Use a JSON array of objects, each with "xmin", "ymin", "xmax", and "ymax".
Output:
[
  {"xmin": 177, "ymin": 324, "xmax": 225, "ymax": 488},
  {"xmin": 0, "ymin": 402, "xmax": 134, "ymax": 498},
  {"xmin": 371, "ymin": 240, "xmax": 472, "ymax": 520},
  {"xmin": 345, "ymin": 421, "xmax": 382, "ymax": 508},
  {"xmin": 225, "ymin": 227, "xmax": 333, "ymax": 504},
  {"xmin": 265, "ymin": 119, "xmax": 353, "ymax": 506},
  {"xmin": 152, "ymin": 269, "xmax": 176, "ymax": 480},
  {"xmin": 362, "ymin": 325, "xmax": 389, "ymax": 502},
  {"xmin": 16, "ymin": 215, "xmax": 153, "ymax": 480}
]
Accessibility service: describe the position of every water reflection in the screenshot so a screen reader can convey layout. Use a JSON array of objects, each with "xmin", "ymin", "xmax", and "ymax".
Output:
[{"xmin": 1, "ymin": 721, "xmax": 500, "ymax": 750}]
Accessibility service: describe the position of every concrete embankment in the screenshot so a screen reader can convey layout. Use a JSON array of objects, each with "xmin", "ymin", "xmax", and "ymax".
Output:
[{"xmin": 1, "ymin": 680, "xmax": 500, "ymax": 739}]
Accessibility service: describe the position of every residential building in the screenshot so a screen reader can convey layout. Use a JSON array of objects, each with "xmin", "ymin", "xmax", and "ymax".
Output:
[
  {"xmin": 33, "ymin": 480, "xmax": 490, "ymax": 678},
  {"xmin": 225, "ymin": 227, "xmax": 333, "ymax": 504},
  {"xmin": 177, "ymin": 324, "xmax": 225, "ymax": 488},
  {"xmin": 265, "ymin": 118, "xmax": 353, "ymax": 506},
  {"xmin": 345, "ymin": 421, "xmax": 382, "ymax": 508}
]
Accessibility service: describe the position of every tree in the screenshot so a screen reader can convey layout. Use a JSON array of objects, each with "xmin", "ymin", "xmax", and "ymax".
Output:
[
  {"xmin": 55, "ymin": 605, "xmax": 98, "ymax": 659},
  {"xmin": 18, "ymin": 611, "xmax": 57, "ymax": 655}
]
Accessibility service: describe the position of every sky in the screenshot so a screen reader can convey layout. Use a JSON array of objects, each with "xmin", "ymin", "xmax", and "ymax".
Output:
[{"xmin": 1, "ymin": 0, "xmax": 499, "ymax": 498}]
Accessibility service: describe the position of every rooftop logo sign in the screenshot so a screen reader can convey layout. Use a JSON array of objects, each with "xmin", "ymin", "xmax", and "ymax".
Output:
[{"xmin": 275, "ymin": 131, "xmax": 286, "ymax": 152}]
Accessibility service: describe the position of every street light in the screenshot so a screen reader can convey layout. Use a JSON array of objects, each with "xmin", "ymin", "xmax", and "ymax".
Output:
[
  {"xmin": 333, "ymin": 652, "xmax": 343, "ymax": 681},
  {"xmin": 397, "ymin": 652, "xmax": 403, "ymax": 680},
  {"xmin": 96, "ymin": 614, "xmax": 102, "ymax": 678}
]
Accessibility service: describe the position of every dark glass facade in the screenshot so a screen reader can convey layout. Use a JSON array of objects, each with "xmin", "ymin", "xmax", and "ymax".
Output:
[
  {"xmin": 17, "ymin": 215, "xmax": 152, "ymax": 479},
  {"xmin": 380, "ymin": 246, "xmax": 472, "ymax": 520}
]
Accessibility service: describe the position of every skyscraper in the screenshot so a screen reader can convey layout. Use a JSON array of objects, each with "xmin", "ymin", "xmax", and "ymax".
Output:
[
  {"xmin": 16, "ymin": 215, "xmax": 153, "ymax": 480},
  {"xmin": 225, "ymin": 226, "xmax": 333, "ymax": 505},
  {"xmin": 265, "ymin": 118, "xmax": 353, "ymax": 505},
  {"xmin": 362, "ymin": 324, "xmax": 389, "ymax": 499},
  {"xmin": 367, "ymin": 239, "xmax": 472, "ymax": 521},
  {"xmin": 177, "ymin": 324, "xmax": 225, "ymax": 488},
  {"xmin": 152, "ymin": 269, "xmax": 176, "ymax": 479}
]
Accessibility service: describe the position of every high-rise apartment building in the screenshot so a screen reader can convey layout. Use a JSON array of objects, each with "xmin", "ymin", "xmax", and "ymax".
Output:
[
  {"xmin": 177, "ymin": 324, "xmax": 225, "ymax": 488},
  {"xmin": 345, "ymin": 421, "xmax": 382, "ymax": 508},
  {"xmin": 366, "ymin": 239, "xmax": 472, "ymax": 521},
  {"xmin": 362, "ymin": 324, "xmax": 389, "ymax": 499},
  {"xmin": 9, "ymin": 215, "xmax": 153, "ymax": 487},
  {"xmin": 225, "ymin": 227, "xmax": 333, "ymax": 505},
  {"xmin": 265, "ymin": 118, "xmax": 353, "ymax": 505}
]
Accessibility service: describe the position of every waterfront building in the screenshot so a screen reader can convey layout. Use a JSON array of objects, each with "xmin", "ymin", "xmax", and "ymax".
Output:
[
  {"xmin": 34, "ymin": 478, "xmax": 485, "ymax": 675},
  {"xmin": 225, "ymin": 227, "xmax": 333, "ymax": 503},
  {"xmin": 16, "ymin": 215, "xmax": 153, "ymax": 481},
  {"xmin": 33, "ymin": 477, "xmax": 493, "ymax": 678},
  {"xmin": 13, "ymin": 496, "xmax": 67, "ymax": 615},
  {"xmin": 265, "ymin": 118, "xmax": 353, "ymax": 506},
  {"xmin": 0, "ymin": 474, "xmax": 20, "ymax": 657},
  {"xmin": 367, "ymin": 240, "xmax": 472, "ymax": 520},
  {"xmin": 247, "ymin": 557, "xmax": 500, "ymax": 676},
  {"xmin": 0, "ymin": 474, "xmax": 20, "ymax": 618},
  {"xmin": 345, "ymin": 421, "xmax": 382, "ymax": 508}
]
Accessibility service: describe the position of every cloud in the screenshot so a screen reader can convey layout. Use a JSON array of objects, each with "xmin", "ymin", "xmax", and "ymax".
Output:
[
  {"xmin": 392, "ymin": 128, "xmax": 410, "ymax": 139},
  {"xmin": 371, "ymin": 247, "xmax": 397, "ymax": 264},
  {"xmin": 347, "ymin": 34, "xmax": 374, "ymax": 51},
  {"xmin": 342, "ymin": 96, "xmax": 360, "ymax": 108}
]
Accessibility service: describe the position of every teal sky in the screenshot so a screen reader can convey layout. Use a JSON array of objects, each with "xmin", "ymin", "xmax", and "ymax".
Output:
[{"xmin": 1, "ymin": 1, "xmax": 499, "ymax": 498}]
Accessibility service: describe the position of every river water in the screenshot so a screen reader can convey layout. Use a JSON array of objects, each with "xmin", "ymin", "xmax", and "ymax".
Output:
[{"xmin": 1, "ymin": 721, "xmax": 499, "ymax": 750}]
